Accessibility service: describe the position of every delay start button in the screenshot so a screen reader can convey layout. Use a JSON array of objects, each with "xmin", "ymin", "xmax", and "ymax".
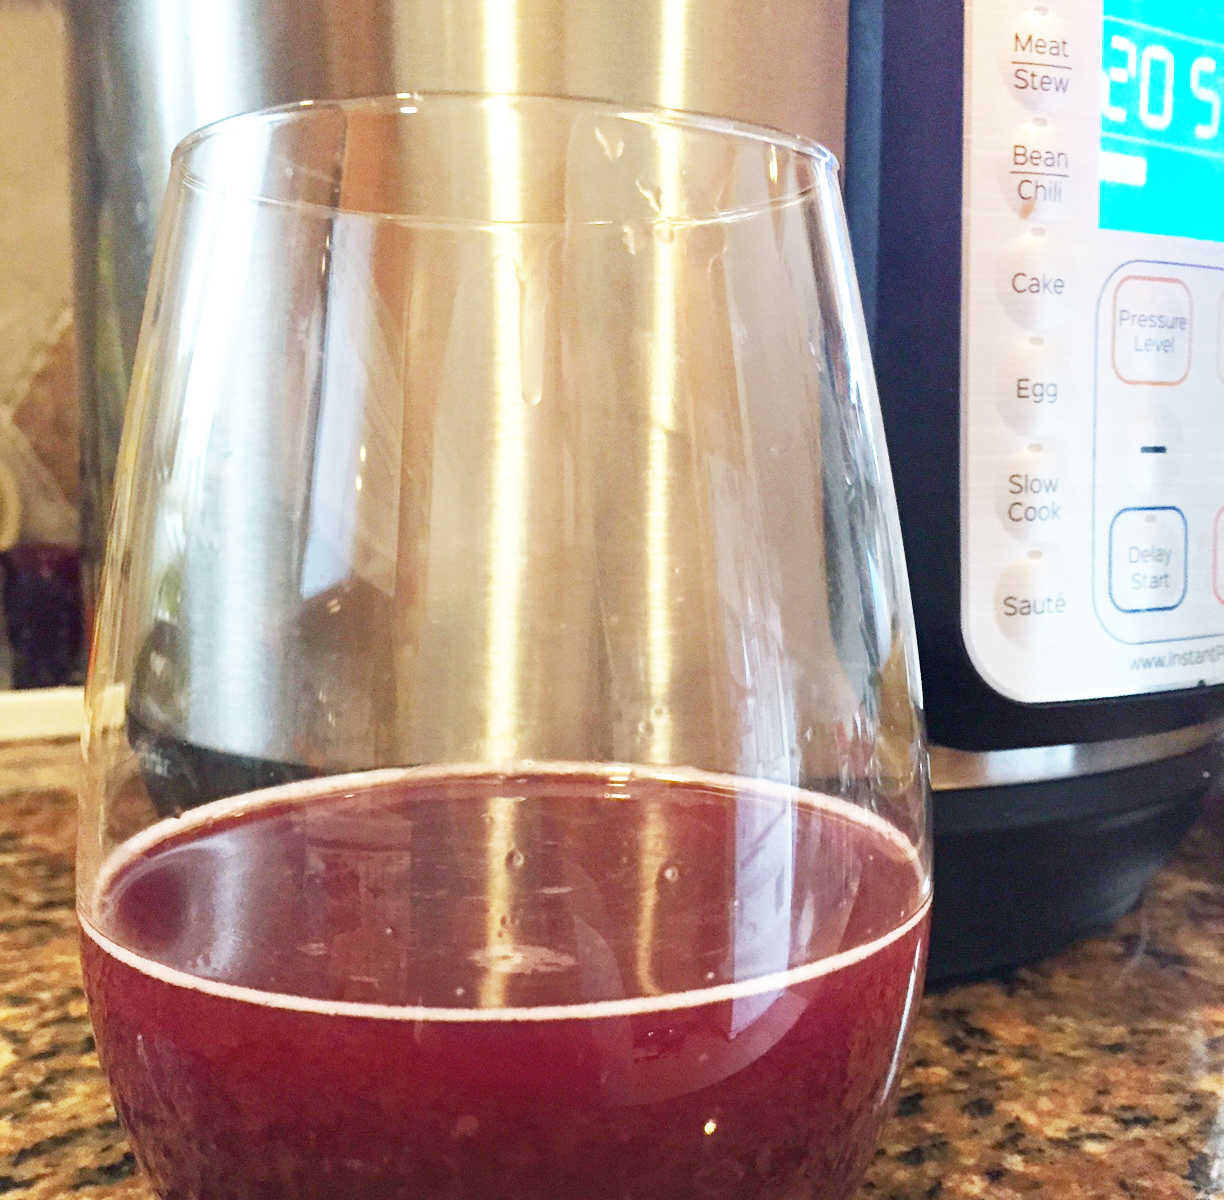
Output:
[{"xmin": 1109, "ymin": 507, "xmax": 1187, "ymax": 613}]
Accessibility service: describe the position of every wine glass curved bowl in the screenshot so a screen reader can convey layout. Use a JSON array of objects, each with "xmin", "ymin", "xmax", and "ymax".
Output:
[{"xmin": 79, "ymin": 92, "xmax": 930, "ymax": 1200}]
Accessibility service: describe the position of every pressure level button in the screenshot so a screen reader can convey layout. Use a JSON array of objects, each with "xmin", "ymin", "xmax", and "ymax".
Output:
[{"xmin": 1111, "ymin": 275, "xmax": 1191, "ymax": 385}]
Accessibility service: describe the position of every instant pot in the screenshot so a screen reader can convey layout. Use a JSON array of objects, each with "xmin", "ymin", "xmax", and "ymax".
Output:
[{"xmin": 846, "ymin": 0, "xmax": 1224, "ymax": 976}]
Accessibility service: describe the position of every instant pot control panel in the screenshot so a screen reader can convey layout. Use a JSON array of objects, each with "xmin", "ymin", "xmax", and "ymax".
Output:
[{"xmin": 961, "ymin": 0, "xmax": 1224, "ymax": 703}]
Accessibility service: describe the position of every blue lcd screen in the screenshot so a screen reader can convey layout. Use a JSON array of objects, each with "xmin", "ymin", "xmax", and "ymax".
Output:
[{"xmin": 1100, "ymin": 1, "xmax": 1224, "ymax": 242}]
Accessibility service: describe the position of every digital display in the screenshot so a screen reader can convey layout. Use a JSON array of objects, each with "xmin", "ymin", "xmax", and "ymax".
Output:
[{"xmin": 1100, "ymin": 1, "xmax": 1224, "ymax": 241}]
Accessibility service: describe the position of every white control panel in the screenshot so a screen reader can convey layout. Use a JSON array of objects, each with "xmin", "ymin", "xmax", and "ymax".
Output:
[{"xmin": 962, "ymin": 0, "xmax": 1224, "ymax": 702}]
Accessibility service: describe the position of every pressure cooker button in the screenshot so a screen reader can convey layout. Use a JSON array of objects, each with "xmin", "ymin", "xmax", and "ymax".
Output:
[
  {"xmin": 995, "ymin": 553, "xmax": 1069, "ymax": 646},
  {"xmin": 1005, "ymin": 120, "xmax": 1072, "ymax": 222},
  {"xmin": 999, "ymin": 234, "xmax": 1072, "ymax": 330},
  {"xmin": 1109, "ymin": 506, "xmax": 1187, "ymax": 613},
  {"xmin": 1111, "ymin": 275, "xmax": 1191, "ymax": 385},
  {"xmin": 1003, "ymin": 6, "xmax": 1077, "ymax": 114},
  {"xmin": 997, "ymin": 444, "xmax": 1066, "ymax": 542},
  {"xmin": 998, "ymin": 335, "xmax": 1065, "ymax": 434}
]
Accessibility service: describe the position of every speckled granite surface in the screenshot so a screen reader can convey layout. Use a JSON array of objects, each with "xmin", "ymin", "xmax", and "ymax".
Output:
[{"xmin": 2, "ymin": 737, "xmax": 1222, "ymax": 1199}]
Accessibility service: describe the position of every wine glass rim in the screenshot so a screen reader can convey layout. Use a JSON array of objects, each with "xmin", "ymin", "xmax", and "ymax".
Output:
[{"xmin": 171, "ymin": 90, "xmax": 840, "ymax": 229}]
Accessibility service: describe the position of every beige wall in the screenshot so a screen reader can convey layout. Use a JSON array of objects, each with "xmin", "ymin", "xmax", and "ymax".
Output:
[{"xmin": 0, "ymin": 0, "xmax": 77, "ymax": 548}]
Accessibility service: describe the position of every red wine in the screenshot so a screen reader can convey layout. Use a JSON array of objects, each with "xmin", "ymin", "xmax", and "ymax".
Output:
[{"xmin": 81, "ymin": 765, "xmax": 929, "ymax": 1200}]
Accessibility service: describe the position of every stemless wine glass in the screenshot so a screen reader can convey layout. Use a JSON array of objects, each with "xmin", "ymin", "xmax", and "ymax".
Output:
[{"xmin": 79, "ymin": 93, "xmax": 930, "ymax": 1200}]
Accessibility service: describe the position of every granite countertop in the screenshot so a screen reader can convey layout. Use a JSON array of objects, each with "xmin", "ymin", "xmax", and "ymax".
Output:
[{"xmin": 2, "ymin": 738, "xmax": 1222, "ymax": 1199}]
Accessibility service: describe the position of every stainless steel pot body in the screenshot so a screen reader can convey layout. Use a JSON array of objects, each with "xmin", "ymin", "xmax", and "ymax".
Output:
[{"xmin": 66, "ymin": 0, "xmax": 850, "ymax": 762}]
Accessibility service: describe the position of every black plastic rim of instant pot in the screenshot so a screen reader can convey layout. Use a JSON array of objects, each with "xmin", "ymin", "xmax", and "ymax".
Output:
[{"xmin": 927, "ymin": 739, "xmax": 1218, "ymax": 983}]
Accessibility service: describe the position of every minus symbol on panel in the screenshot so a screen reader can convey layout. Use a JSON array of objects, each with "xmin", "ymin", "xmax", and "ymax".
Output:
[{"xmin": 1139, "ymin": 445, "xmax": 1167, "ymax": 454}]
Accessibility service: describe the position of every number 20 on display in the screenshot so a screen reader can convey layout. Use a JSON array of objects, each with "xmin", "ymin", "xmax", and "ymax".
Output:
[{"xmin": 1103, "ymin": 34, "xmax": 1221, "ymax": 142}]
